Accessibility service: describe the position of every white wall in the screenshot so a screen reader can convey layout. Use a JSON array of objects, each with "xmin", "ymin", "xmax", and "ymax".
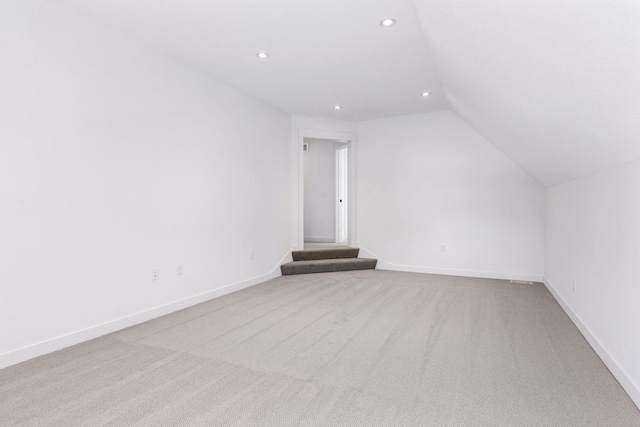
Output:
[
  {"xmin": 0, "ymin": 0, "xmax": 291, "ymax": 367},
  {"xmin": 291, "ymin": 116, "xmax": 358, "ymax": 135},
  {"xmin": 357, "ymin": 111, "xmax": 545, "ymax": 281},
  {"xmin": 303, "ymin": 140, "xmax": 340, "ymax": 242},
  {"xmin": 545, "ymin": 158, "xmax": 640, "ymax": 406}
]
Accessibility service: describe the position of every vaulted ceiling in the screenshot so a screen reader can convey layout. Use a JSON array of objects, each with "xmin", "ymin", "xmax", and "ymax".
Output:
[
  {"xmin": 58, "ymin": 0, "xmax": 640, "ymax": 187},
  {"xmin": 412, "ymin": 0, "xmax": 640, "ymax": 187},
  {"xmin": 57, "ymin": 0, "xmax": 447, "ymax": 120}
]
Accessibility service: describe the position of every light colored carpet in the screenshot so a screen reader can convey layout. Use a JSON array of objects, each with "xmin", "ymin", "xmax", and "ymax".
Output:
[{"xmin": 1, "ymin": 270, "xmax": 639, "ymax": 426}]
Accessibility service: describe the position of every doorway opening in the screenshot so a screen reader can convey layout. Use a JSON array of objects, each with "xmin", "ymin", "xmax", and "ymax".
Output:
[{"xmin": 303, "ymin": 138, "xmax": 349, "ymax": 249}]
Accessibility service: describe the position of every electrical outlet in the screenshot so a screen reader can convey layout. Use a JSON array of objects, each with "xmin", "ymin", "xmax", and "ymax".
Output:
[
  {"xmin": 572, "ymin": 280, "xmax": 576, "ymax": 292},
  {"xmin": 177, "ymin": 264, "xmax": 183, "ymax": 276},
  {"xmin": 250, "ymin": 250, "xmax": 255, "ymax": 260},
  {"xmin": 440, "ymin": 245, "xmax": 446, "ymax": 253},
  {"xmin": 152, "ymin": 268, "xmax": 159, "ymax": 281}
]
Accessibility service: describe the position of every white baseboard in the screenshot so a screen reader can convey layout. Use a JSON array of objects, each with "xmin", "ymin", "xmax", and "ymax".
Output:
[
  {"xmin": 271, "ymin": 248, "xmax": 293, "ymax": 279},
  {"xmin": 0, "ymin": 248, "xmax": 294, "ymax": 370},
  {"xmin": 304, "ymin": 236, "xmax": 335, "ymax": 243},
  {"xmin": 357, "ymin": 246, "xmax": 394, "ymax": 270},
  {"xmin": 543, "ymin": 277, "xmax": 640, "ymax": 409},
  {"xmin": 358, "ymin": 246, "xmax": 542, "ymax": 282},
  {"xmin": 393, "ymin": 265, "xmax": 542, "ymax": 282}
]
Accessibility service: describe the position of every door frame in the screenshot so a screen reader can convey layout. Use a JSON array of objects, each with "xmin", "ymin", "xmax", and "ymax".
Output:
[
  {"xmin": 297, "ymin": 129, "xmax": 357, "ymax": 250},
  {"xmin": 335, "ymin": 144, "xmax": 348, "ymax": 244}
]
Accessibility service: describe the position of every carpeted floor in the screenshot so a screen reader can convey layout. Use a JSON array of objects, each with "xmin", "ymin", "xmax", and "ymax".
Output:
[{"xmin": 1, "ymin": 270, "xmax": 639, "ymax": 426}]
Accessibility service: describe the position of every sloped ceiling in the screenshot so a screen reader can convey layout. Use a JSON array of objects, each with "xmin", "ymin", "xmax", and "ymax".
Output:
[
  {"xmin": 57, "ymin": 0, "xmax": 447, "ymax": 121},
  {"xmin": 411, "ymin": 0, "xmax": 640, "ymax": 186},
  {"xmin": 57, "ymin": 0, "xmax": 640, "ymax": 186}
]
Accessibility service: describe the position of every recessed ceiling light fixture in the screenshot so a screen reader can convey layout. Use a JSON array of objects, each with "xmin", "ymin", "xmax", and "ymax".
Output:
[
  {"xmin": 380, "ymin": 17, "xmax": 396, "ymax": 27},
  {"xmin": 421, "ymin": 91, "xmax": 431, "ymax": 97},
  {"xmin": 333, "ymin": 105, "xmax": 342, "ymax": 110},
  {"xmin": 256, "ymin": 52, "xmax": 270, "ymax": 59}
]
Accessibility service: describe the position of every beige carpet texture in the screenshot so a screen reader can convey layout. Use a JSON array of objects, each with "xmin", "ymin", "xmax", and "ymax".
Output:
[{"xmin": 1, "ymin": 270, "xmax": 639, "ymax": 426}]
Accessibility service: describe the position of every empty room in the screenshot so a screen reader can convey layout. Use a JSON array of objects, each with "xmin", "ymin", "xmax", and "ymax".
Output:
[{"xmin": 1, "ymin": 0, "xmax": 639, "ymax": 425}]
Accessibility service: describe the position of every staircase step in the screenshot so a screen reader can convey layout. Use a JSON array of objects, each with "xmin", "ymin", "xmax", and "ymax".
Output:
[
  {"xmin": 281, "ymin": 257, "xmax": 377, "ymax": 275},
  {"xmin": 292, "ymin": 247, "xmax": 359, "ymax": 261}
]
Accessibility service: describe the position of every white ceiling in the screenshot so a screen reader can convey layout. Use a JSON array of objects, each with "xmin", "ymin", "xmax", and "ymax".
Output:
[
  {"xmin": 58, "ymin": 0, "xmax": 640, "ymax": 186},
  {"xmin": 57, "ymin": 0, "xmax": 448, "ymax": 121},
  {"xmin": 412, "ymin": 0, "xmax": 640, "ymax": 186}
]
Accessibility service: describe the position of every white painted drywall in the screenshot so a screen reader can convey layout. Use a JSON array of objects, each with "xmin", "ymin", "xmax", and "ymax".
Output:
[
  {"xmin": 545, "ymin": 158, "xmax": 640, "ymax": 406},
  {"xmin": 292, "ymin": 115, "xmax": 358, "ymax": 135},
  {"xmin": 357, "ymin": 111, "xmax": 545, "ymax": 281},
  {"xmin": 303, "ymin": 140, "xmax": 340, "ymax": 242},
  {"xmin": 0, "ymin": 0, "xmax": 291, "ymax": 366},
  {"xmin": 58, "ymin": 0, "xmax": 448, "ymax": 121},
  {"xmin": 412, "ymin": 0, "xmax": 640, "ymax": 187}
]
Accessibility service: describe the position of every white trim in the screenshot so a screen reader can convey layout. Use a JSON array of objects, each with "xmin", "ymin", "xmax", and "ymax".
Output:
[
  {"xmin": 335, "ymin": 148, "xmax": 340, "ymax": 245},
  {"xmin": 1, "ymin": 248, "xmax": 293, "ymax": 369},
  {"xmin": 296, "ymin": 129, "xmax": 358, "ymax": 251},
  {"xmin": 304, "ymin": 236, "xmax": 335, "ymax": 243},
  {"xmin": 335, "ymin": 144, "xmax": 349, "ymax": 245},
  {"xmin": 358, "ymin": 246, "xmax": 543, "ymax": 282},
  {"xmin": 393, "ymin": 265, "xmax": 542, "ymax": 282},
  {"xmin": 270, "ymin": 248, "xmax": 293, "ymax": 279},
  {"xmin": 543, "ymin": 276, "xmax": 640, "ymax": 408},
  {"xmin": 357, "ymin": 246, "xmax": 394, "ymax": 270},
  {"xmin": 298, "ymin": 129, "xmax": 357, "ymax": 141}
]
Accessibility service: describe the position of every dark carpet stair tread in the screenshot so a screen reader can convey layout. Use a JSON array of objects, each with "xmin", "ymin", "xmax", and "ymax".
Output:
[
  {"xmin": 292, "ymin": 247, "xmax": 359, "ymax": 261},
  {"xmin": 281, "ymin": 257, "xmax": 377, "ymax": 275}
]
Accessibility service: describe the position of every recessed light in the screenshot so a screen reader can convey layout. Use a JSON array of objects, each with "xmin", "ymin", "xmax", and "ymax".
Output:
[
  {"xmin": 334, "ymin": 105, "xmax": 342, "ymax": 110},
  {"xmin": 380, "ymin": 18, "xmax": 396, "ymax": 27},
  {"xmin": 256, "ymin": 52, "xmax": 270, "ymax": 59},
  {"xmin": 421, "ymin": 92, "xmax": 431, "ymax": 97}
]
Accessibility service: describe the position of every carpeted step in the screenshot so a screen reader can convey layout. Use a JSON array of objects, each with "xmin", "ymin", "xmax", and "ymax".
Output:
[
  {"xmin": 281, "ymin": 257, "xmax": 377, "ymax": 275},
  {"xmin": 292, "ymin": 247, "xmax": 359, "ymax": 261}
]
